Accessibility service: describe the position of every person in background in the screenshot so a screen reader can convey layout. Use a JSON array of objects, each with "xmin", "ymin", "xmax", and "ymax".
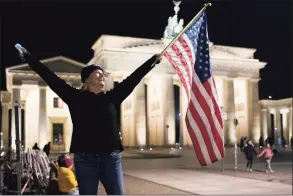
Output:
[
  {"xmin": 243, "ymin": 137, "xmax": 248, "ymax": 146},
  {"xmin": 259, "ymin": 136, "xmax": 264, "ymax": 150},
  {"xmin": 32, "ymin": 143, "xmax": 40, "ymax": 150},
  {"xmin": 240, "ymin": 137, "xmax": 245, "ymax": 152},
  {"xmin": 276, "ymin": 137, "xmax": 281, "ymax": 152},
  {"xmin": 46, "ymin": 161, "xmax": 60, "ymax": 194},
  {"xmin": 43, "ymin": 142, "xmax": 51, "ymax": 157},
  {"xmin": 257, "ymin": 143, "xmax": 274, "ymax": 173},
  {"xmin": 281, "ymin": 136, "xmax": 286, "ymax": 148},
  {"xmin": 290, "ymin": 136, "xmax": 293, "ymax": 149},
  {"xmin": 244, "ymin": 139, "xmax": 257, "ymax": 172},
  {"xmin": 57, "ymin": 154, "xmax": 79, "ymax": 195}
]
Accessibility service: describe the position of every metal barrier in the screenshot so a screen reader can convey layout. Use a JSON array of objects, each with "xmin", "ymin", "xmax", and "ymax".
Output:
[{"xmin": 0, "ymin": 101, "xmax": 50, "ymax": 194}]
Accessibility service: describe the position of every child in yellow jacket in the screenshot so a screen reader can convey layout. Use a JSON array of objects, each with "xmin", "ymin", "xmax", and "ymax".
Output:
[{"xmin": 57, "ymin": 154, "xmax": 79, "ymax": 195}]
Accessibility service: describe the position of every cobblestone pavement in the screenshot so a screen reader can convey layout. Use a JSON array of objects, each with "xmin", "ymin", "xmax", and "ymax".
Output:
[
  {"xmin": 122, "ymin": 147, "xmax": 292, "ymax": 186},
  {"xmin": 97, "ymin": 174, "xmax": 190, "ymax": 195},
  {"xmin": 49, "ymin": 147, "xmax": 292, "ymax": 194},
  {"xmin": 184, "ymin": 165, "xmax": 292, "ymax": 185},
  {"xmin": 124, "ymin": 169, "xmax": 292, "ymax": 194}
]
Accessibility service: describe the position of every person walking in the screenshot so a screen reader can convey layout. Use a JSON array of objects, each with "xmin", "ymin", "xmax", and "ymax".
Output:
[
  {"xmin": 15, "ymin": 44, "xmax": 161, "ymax": 195},
  {"xmin": 257, "ymin": 143, "xmax": 274, "ymax": 173}
]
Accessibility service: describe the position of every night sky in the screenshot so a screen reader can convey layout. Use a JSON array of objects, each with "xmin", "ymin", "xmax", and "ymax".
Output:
[{"xmin": 0, "ymin": 0, "xmax": 292, "ymax": 100}]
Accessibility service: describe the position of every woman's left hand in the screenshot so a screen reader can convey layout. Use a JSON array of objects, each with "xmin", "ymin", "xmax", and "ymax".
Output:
[{"xmin": 154, "ymin": 54, "xmax": 163, "ymax": 64}]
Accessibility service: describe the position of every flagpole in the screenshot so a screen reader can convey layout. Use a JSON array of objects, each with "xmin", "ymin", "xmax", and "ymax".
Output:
[{"xmin": 159, "ymin": 2, "xmax": 212, "ymax": 57}]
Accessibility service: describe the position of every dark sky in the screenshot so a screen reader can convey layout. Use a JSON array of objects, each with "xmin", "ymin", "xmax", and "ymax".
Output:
[{"xmin": 0, "ymin": 0, "xmax": 292, "ymax": 100}]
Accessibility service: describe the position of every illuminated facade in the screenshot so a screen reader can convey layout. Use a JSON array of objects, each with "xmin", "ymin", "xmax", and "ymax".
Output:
[
  {"xmin": 1, "ymin": 56, "xmax": 83, "ymax": 152},
  {"xmin": 3, "ymin": 34, "xmax": 292, "ymax": 153},
  {"xmin": 1, "ymin": 1, "xmax": 292, "ymax": 152},
  {"xmin": 259, "ymin": 98, "xmax": 293, "ymax": 142}
]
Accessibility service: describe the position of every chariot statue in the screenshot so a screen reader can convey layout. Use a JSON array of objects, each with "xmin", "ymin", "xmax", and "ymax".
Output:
[{"xmin": 163, "ymin": 0, "xmax": 184, "ymax": 38}]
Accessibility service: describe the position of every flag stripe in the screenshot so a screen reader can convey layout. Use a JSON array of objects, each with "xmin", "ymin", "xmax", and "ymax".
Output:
[
  {"xmin": 178, "ymin": 36, "xmax": 195, "ymax": 68},
  {"xmin": 201, "ymin": 81, "xmax": 224, "ymax": 158},
  {"xmin": 186, "ymin": 111, "xmax": 211, "ymax": 165},
  {"xmin": 190, "ymin": 77, "xmax": 222, "ymax": 161},
  {"xmin": 192, "ymin": 71, "xmax": 223, "ymax": 157},
  {"xmin": 181, "ymin": 34, "xmax": 196, "ymax": 63},
  {"xmin": 164, "ymin": 51, "xmax": 190, "ymax": 99},
  {"xmin": 187, "ymin": 88, "xmax": 218, "ymax": 162},
  {"xmin": 210, "ymin": 79, "xmax": 224, "ymax": 128},
  {"xmin": 171, "ymin": 44, "xmax": 192, "ymax": 87}
]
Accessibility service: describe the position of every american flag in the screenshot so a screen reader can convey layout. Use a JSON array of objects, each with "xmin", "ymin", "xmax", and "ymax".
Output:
[{"xmin": 163, "ymin": 11, "xmax": 224, "ymax": 166}]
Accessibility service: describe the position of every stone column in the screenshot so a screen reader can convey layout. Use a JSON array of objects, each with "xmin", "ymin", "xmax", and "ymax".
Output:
[
  {"xmin": 146, "ymin": 76, "xmax": 165, "ymax": 147},
  {"xmin": 144, "ymin": 78, "xmax": 150, "ymax": 147},
  {"xmin": 275, "ymin": 109, "xmax": 281, "ymax": 139},
  {"xmin": 179, "ymin": 82, "xmax": 192, "ymax": 146},
  {"xmin": 0, "ymin": 91, "xmax": 11, "ymax": 150},
  {"xmin": 288, "ymin": 107, "xmax": 293, "ymax": 142},
  {"xmin": 163, "ymin": 75, "xmax": 175, "ymax": 146},
  {"xmin": 20, "ymin": 101, "xmax": 26, "ymax": 148},
  {"xmin": 11, "ymin": 86, "xmax": 21, "ymax": 150},
  {"xmin": 223, "ymin": 77, "xmax": 235, "ymax": 146},
  {"xmin": 261, "ymin": 109, "xmax": 268, "ymax": 139},
  {"xmin": 267, "ymin": 110, "xmax": 272, "ymax": 137},
  {"xmin": 38, "ymin": 87, "xmax": 48, "ymax": 148},
  {"xmin": 249, "ymin": 79, "xmax": 261, "ymax": 143},
  {"xmin": 134, "ymin": 80, "xmax": 147, "ymax": 147},
  {"xmin": 281, "ymin": 110, "xmax": 289, "ymax": 142}
]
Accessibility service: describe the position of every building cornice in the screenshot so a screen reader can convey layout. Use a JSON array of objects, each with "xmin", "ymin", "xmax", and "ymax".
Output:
[{"xmin": 259, "ymin": 98, "xmax": 293, "ymax": 109}]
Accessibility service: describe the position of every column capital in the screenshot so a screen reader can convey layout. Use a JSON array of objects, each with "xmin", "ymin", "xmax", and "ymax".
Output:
[
  {"xmin": 269, "ymin": 108, "xmax": 276, "ymax": 114},
  {"xmin": 0, "ymin": 91, "xmax": 12, "ymax": 104},
  {"xmin": 173, "ymin": 78, "xmax": 181, "ymax": 87},
  {"xmin": 112, "ymin": 75, "xmax": 124, "ymax": 82},
  {"xmin": 39, "ymin": 86, "xmax": 47, "ymax": 90},
  {"xmin": 20, "ymin": 101, "xmax": 26, "ymax": 108},
  {"xmin": 144, "ymin": 77, "xmax": 150, "ymax": 85},
  {"xmin": 280, "ymin": 108, "xmax": 290, "ymax": 115},
  {"xmin": 224, "ymin": 76, "xmax": 236, "ymax": 81},
  {"xmin": 249, "ymin": 78, "xmax": 260, "ymax": 83},
  {"xmin": 11, "ymin": 85, "xmax": 22, "ymax": 89}
]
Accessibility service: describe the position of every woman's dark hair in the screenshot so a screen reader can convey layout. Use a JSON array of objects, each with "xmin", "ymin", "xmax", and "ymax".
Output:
[{"xmin": 57, "ymin": 153, "xmax": 68, "ymax": 167}]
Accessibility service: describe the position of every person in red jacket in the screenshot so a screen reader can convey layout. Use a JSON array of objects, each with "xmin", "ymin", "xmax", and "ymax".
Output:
[{"xmin": 257, "ymin": 143, "xmax": 274, "ymax": 173}]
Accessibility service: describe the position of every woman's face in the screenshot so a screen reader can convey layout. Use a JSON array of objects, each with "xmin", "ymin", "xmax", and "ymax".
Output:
[
  {"xmin": 87, "ymin": 70, "xmax": 106, "ymax": 90},
  {"xmin": 248, "ymin": 140, "xmax": 252, "ymax": 145}
]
